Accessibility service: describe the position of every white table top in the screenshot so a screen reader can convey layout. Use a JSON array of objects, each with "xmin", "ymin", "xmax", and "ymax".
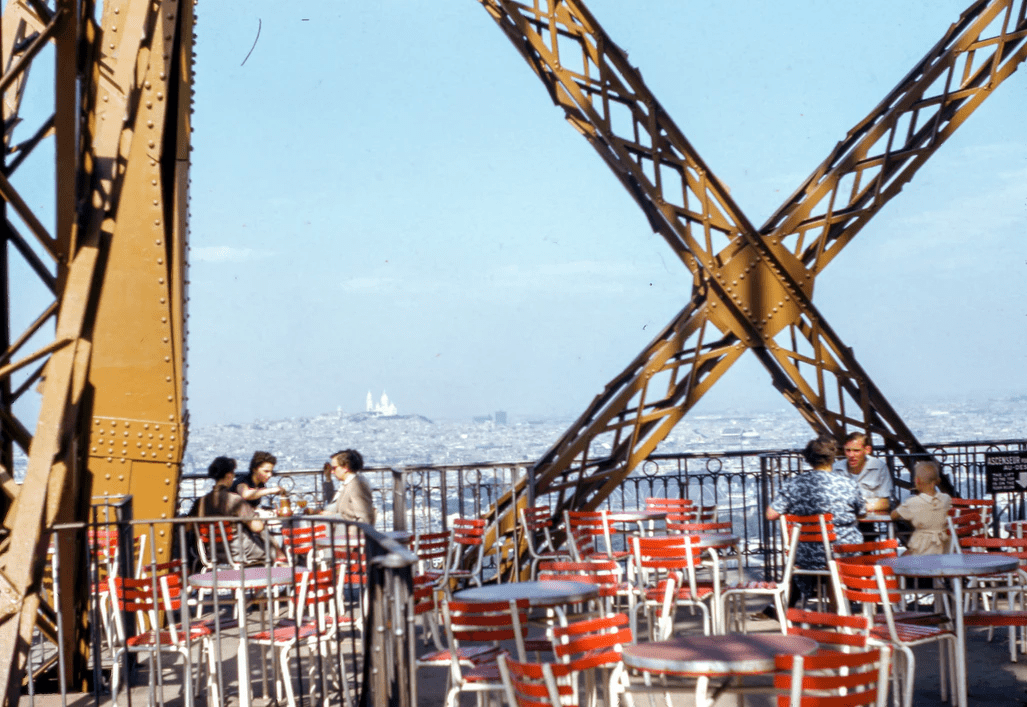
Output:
[
  {"xmin": 453, "ymin": 580, "xmax": 600, "ymax": 607},
  {"xmin": 190, "ymin": 565, "xmax": 301, "ymax": 588},
  {"xmin": 882, "ymin": 553, "xmax": 1019, "ymax": 577}
]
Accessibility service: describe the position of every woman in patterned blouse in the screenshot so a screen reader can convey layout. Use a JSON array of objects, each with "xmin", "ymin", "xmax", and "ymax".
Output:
[{"xmin": 766, "ymin": 435, "xmax": 865, "ymax": 605}]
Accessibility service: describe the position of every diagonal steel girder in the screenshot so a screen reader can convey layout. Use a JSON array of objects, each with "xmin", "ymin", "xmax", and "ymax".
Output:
[{"xmin": 477, "ymin": 0, "xmax": 1027, "ymax": 515}]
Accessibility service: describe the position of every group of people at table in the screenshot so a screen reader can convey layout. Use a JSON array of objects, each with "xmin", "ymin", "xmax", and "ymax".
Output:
[
  {"xmin": 185, "ymin": 448, "xmax": 375, "ymax": 565},
  {"xmin": 766, "ymin": 432, "xmax": 952, "ymax": 610}
]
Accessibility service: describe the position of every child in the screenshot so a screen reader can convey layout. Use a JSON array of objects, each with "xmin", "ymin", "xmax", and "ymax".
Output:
[{"xmin": 891, "ymin": 461, "xmax": 952, "ymax": 555}]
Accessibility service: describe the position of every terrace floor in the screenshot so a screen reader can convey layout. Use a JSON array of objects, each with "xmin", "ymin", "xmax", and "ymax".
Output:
[{"xmin": 20, "ymin": 595, "xmax": 1027, "ymax": 707}]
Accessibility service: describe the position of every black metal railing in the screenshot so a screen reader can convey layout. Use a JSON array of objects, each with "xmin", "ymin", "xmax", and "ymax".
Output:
[
  {"xmin": 29, "ymin": 505, "xmax": 416, "ymax": 707},
  {"xmin": 177, "ymin": 438, "xmax": 1027, "ymax": 582}
]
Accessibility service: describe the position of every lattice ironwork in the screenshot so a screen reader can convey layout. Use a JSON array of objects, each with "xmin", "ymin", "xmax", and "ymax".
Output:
[{"xmin": 476, "ymin": 0, "xmax": 1027, "ymax": 520}]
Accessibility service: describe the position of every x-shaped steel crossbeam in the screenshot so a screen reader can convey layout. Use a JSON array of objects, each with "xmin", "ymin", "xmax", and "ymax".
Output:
[{"xmin": 478, "ymin": 0, "xmax": 1027, "ymax": 513}]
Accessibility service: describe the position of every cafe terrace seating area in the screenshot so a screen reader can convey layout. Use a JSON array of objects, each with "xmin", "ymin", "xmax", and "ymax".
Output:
[{"xmin": 37, "ymin": 491, "xmax": 1027, "ymax": 707}]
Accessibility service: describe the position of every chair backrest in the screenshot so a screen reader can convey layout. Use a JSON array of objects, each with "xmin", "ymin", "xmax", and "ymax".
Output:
[
  {"xmin": 784, "ymin": 608, "xmax": 869, "ymax": 651},
  {"xmin": 280, "ymin": 523, "xmax": 328, "ymax": 566},
  {"xmin": 947, "ymin": 510, "xmax": 986, "ymax": 552},
  {"xmin": 498, "ymin": 653, "xmax": 577, "ymax": 707},
  {"xmin": 830, "ymin": 559, "xmax": 904, "ymax": 621},
  {"xmin": 958, "ymin": 536, "xmax": 1027, "ymax": 569},
  {"xmin": 441, "ymin": 598, "xmax": 530, "ymax": 665},
  {"xmin": 450, "ymin": 517, "xmax": 487, "ymax": 578},
  {"xmin": 109, "ymin": 559, "xmax": 192, "ymax": 643},
  {"xmin": 413, "ymin": 530, "xmax": 452, "ymax": 578},
  {"xmin": 831, "ymin": 538, "xmax": 900, "ymax": 565},
  {"xmin": 667, "ymin": 520, "xmax": 732, "ymax": 534},
  {"xmin": 781, "ymin": 514, "xmax": 836, "ymax": 553},
  {"xmin": 195, "ymin": 520, "xmax": 241, "ymax": 569},
  {"xmin": 520, "ymin": 505, "xmax": 559, "ymax": 558},
  {"xmin": 950, "ymin": 497, "xmax": 994, "ymax": 529},
  {"xmin": 551, "ymin": 612, "xmax": 632, "ymax": 670},
  {"xmin": 774, "ymin": 644, "xmax": 892, "ymax": 707},
  {"xmin": 565, "ymin": 510, "xmax": 616, "ymax": 561},
  {"xmin": 645, "ymin": 497, "xmax": 697, "ymax": 527},
  {"xmin": 631, "ymin": 534, "xmax": 704, "ymax": 609},
  {"xmin": 537, "ymin": 559, "xmax": 621, "ymax": 612}
]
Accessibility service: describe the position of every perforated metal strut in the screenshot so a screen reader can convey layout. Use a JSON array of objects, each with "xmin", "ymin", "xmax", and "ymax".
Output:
[{"xmin": 476, "ymin": 0, "xmax": 1027, "ymax": 526}]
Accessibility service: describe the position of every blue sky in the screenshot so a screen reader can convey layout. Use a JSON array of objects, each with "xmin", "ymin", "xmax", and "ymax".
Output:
[{"xmin": 182, "ymin": 1, "xmax": 1025, "ymax": 426}]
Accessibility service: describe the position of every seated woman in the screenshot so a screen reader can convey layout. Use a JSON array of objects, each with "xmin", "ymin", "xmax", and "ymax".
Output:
[
  {"xmin": 195, "ymin": 456, "xmax": 282, "ymax": 565},
  {"xmin": 230, "ymin": 450, "xmax": 284, "ymax": 510},
  {"xmin": 766, "ymin": 436, "xmax": 866, "ymax": 606}
]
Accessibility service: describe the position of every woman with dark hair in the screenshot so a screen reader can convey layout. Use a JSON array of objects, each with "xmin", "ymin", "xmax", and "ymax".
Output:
[
  {"xmin": 195, "ymin": 456, "xmax": 282, "ymax": 565},
  {"xmin": 766, "ymin": 436, "xmax": 865, "ymax": 605},
  {"xmin": 321, "ymin": 449, "xmax": 375, "ymax": 524},
  {"xmin": 231, "ymin": 450, "xmax": 284, "ymax": 509}
]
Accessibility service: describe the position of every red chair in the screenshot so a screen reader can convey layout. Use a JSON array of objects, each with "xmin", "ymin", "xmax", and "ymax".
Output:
[
  {"xmin": 779, "ymin": 513, "xmax": 836, "ymax": 608},
  {"xmin": 520, "ymin": 505, "xmax": 573, "ymax": 579},
  {"xmin": 831, "ymin": 559, "xmax": 957, "ymax": 707},
  {"xmin": 645, "ymin": 497, "xmax": 696, "ymax": 533},
  {"xmin": 958, "ymin": 535, "xmax": 1027, "ymax": 661},
  {"xmin": 551, "ymin": 612, "xmax": 633, "ymax": 707},
  {"xmin": 631, "ymin": 534, "xmax": 714, "ymax": 638},
  {"xmin": 565, "ymin": 510, "xmax": 627, "ymax": 563},
  {"xmin": 774, "ymin": 638, "xmax": 892, "ymax": 707},
  {"xmin": 498, "ymin": 653, "xmax": 578, "ymax": 707},
  {"xmin": 447, "ymin": 517, "xmax": 487, "ymax": 590},
  {"xmin": 418, "ymin": 598, "xmax": 530, "ymax": 707},
  {"xmin": 250, "ymin": 567, "xmax": 353, "ymax": 707},
  {"xmin": 280, "ymin": 523, "xmax": 328, "ymax": 567},
  {"xmin": 107, "ymin": 560, "xmax": 216, "ymax": 707},
  {"xmin": 537, "ymin": 559, "xmax": 630, "ymax": 618}
]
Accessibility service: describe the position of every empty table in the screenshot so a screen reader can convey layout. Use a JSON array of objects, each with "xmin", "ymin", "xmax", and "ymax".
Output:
[
  {"xmin": 190, "ymin": 566, "xmax": 301, "ymax": 707},
  {"xmin": 882, "ymin": 553, "xmax": 1020, "ymax": 707},
  {"xmin": 621, "ymin": 633, "xmax": 817, "ymax": 707}
]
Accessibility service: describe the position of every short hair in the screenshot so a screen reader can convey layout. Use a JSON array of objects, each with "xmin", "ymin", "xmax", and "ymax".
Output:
[
  {"xmin": 249, "ymin": 450, "xmax": 277, "ymax": 474},
  {"xmin": 914, "ymin": 460, "xmax": 940, "ymax": 485},
  {"xmin": 207, "ymin": 456, "xmax": 237, "ymax": 480},
  {"xmin": 843, "ymin": 431, "xmax": 870, "ymax": 448},
  {"xmin": 331, "ymin": 449, "xmax": 364, "ymax": 472},
  {"xmin": 802, "ymin": 436, "xmax": 838, "ymax": 469}
]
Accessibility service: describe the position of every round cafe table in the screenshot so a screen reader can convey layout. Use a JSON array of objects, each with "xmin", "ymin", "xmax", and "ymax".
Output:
[
  {"xmin": 621, "ymin": 634, "xmax": 817, "ymax": 707},
  {"xmin": 453, "ymin": 579, "xmax": 600, "ymax": 608},
  {"xmin": 882, "ymin": 553, "xmax": 1020, "ymax": 707},
  {"xmin": 190, "ymin": 566, "xmax": 301, "ymax": 707}
]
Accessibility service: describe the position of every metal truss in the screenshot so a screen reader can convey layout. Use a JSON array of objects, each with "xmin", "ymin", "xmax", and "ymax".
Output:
[
  {"xmin": 476, "ymin": 0, "xmax": 1027, "ymax": 518},
  {"xmin": 0, "ymin": 0, "xmax": 192, "ymax": 699}
]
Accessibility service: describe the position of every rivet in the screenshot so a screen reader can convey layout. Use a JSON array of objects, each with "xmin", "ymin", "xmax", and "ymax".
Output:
[
  {"xmin": 166, "ymin": 376, "xmax": 171, "ymax": 382},
  {"xmin": 157, "ymin": 92, "xmax": 163, "ymax": 100},
  {"xmin": 155, "ymin": 240, "xmax": 162, "ymax": 245},
  {"xmin": 105, "ymin": 473, "xmax": 111, "ymax": 480},
  {"xmin": 162, "ymin": 496, "xmax": 168, "ymax": 502},
  {"xmin": 158, "ymin": 278, "xmax": 164, "ymax": 284},
  {"xmin": 157, "ymin": 258, "xmax": 163, "ymax": 265},
  {"xmin": 161, "ymin": 317, "xmax": 167, "ymax": 323},
  {"xmin": 165, "ymin": 478, "xmax": 171, "ymax": 485},
  {"xmin": 160, "ymin": 514, "xmax": 167, "ymax": 520},
  {"xmin": 160, "ymin": 297, "xmax": 166, "ymax": 303},
  {"xmin": 164, "ymin": 356, "xmax": 170, "ymax": 362},
  {"xmin": 92, "ymin": 447, "xmax": 97, "ymax": 453},
  {"xmin": 147, "ymin": 120, "xmax": 154, "ymax": 128},
  {"xmin": 144, "ymin": 80, "xmax": 150, "ymax": 89},
  {"xmin": 163, "ymin": 337, "xmax": 169, "ymax": 343},
  {"xmin": 146, "ymin": 101, "xmax": 153, "ymax": 109},
  {"xmin": 148, "ymin": 140, "xmax": 155, "ymax": 148},
  {"xmin": 167, "ymin": 395, "xmax": 173, "ymax": 401},
  {"xmin": 154, "ymin": 219, "xmax": 161, "ymax": 226},
  {"xmin": 159, "ymin": 530, "xmax": 166, "ymax": 536}
]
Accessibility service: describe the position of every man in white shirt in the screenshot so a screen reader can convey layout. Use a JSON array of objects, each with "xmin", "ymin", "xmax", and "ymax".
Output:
[{"xmin": 833, "ymin": 432, "xmax": 894, "ymax": 502}]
